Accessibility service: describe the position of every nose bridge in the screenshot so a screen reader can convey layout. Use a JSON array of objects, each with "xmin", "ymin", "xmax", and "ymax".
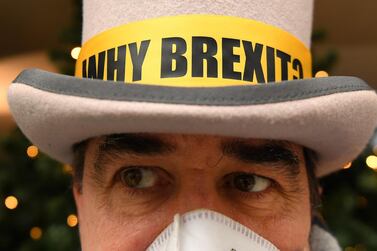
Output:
[
  {"xmin": 173, "ymin": 169, "xmax": 222, "ymax": 213},
  {"xmin": 170, "ymin": 137, "xmax": 227, "ymax": 214}
]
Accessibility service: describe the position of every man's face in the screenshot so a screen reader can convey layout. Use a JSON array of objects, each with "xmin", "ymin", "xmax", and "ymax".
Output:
[{"xmin": 74, "ymin": 134, "xmax": 312, "ymax": 251}]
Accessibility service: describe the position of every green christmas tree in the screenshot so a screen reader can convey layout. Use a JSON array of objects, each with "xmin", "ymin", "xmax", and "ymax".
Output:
[
  {"xmin": 0, "ymin": 129, "xmax": 80, "ymax": 251},
  {"xmin": 0, "ymin": 0, "xmax": 82, "ymax": 250}
]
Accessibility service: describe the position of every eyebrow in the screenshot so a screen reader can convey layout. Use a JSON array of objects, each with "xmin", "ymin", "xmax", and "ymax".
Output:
[
  {"xmin": 221, "ymin": 139, "xmax": 300, "ymax": 177},
  {"xmin": 94, "ymin": 133, "xmax": 175, "ymax": 173},
  {"xmin": 94, "ymin": 134, "xmax": 300, "ymax": 178},
  {"xmin": 99, "ymin": 133, "xmax": 175, "ymax": 155}
]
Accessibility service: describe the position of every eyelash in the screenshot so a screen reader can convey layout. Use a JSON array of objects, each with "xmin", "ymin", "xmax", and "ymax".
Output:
[
  {"xmin": 113, "ymin": 166, "xmax": 171, "ymax": 196},
  {"xmin": 113, "ymin": 166, "xmax": 279, "ymax": 201},
  {"xmin": 233, "ymin": 180, "xmax": 277, "ymax": 201},
  {"xmin": 223, "ymin": 173, "xmax": 277, "ymax": 201}
]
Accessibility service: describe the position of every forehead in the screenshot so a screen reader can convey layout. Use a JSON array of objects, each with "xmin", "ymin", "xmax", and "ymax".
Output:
[{"xmin": 84, "ymin": 133, "xmax": 304, "ymax": 177}]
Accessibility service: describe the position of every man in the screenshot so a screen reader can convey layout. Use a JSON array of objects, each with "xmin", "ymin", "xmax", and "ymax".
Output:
[
  {"xmin": 7, "ymin": 0, "xmax": 377, "ymax": 250},
  {"xmin": 72, "ymin": 133, "xmax": 318, "ymax": 250}
]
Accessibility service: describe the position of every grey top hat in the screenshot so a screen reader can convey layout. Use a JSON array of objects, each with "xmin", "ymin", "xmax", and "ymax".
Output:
[{"xmin": 7, "ymin": 0, "xmax": 377, "ymax": 176}]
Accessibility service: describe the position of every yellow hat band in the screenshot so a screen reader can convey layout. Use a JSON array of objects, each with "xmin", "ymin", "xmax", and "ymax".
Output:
[{"xmin": 75, "ymin": 15, "xmax": 312, "ymax": 87}]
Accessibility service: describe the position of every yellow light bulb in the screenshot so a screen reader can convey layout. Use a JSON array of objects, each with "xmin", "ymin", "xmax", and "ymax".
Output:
[
  {"xmin": 62, "ymin": 164, "xmax": 73, "ymax": 174},
  {"xmin": 5, "ymin": 196, "xmax": 18, "ymax": 210},
  {"xmin": 366, "ymin": 155, "xmax": 377, "ymax": 170},
  {"xmin": 30, "ymin": 227, "xmax": 42, "ymax": 240},
  {"xmin": 27, "ymin": 145, "xmax": 39, "ymax": 158},
  {"xmin": 343, "ymin": 162, "xmax": 352, "ymax": 169},
  {"xmin": 67, "ymin": 214, "xmax": 78, "ymax": 227},
  {"xmin": 71, "ymin": 47, "xmax": 81, "ymax": 60},
  {"xmin": 315, "ymin": 71, "xmax": 329, "ymax": 78}
]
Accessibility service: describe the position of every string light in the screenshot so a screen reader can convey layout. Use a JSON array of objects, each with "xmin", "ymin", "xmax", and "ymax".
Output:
[
  {"xmin": 67, "ymin": 214, "xmax": 78, "ymax": 227},
  {"xmin": 4, "ymin": 196, "xmax": 18, "ymax": 210},
  {"xmin": 315, "ymin": 71, "xmax": 329, "ymax": 78},
  {"xmin": 30, "ymin": 227, "xmax": 42, "ymax": 240},
  {"xmin": 62, "ymin": 164, "xmax": 73, "ymax": 174},
  {"xmin": 366, "ymin": 155, "xmax": 377, "ymax": 170},
  {"xmin": 71, "ymin": 47, "xmax": 81, "ymax": 60},
  {"xmin": 26, "ymin": 145, "xmax": 39, "ymax": 158},
  {"xmin": 343, "ymin": 162, "xmax": 352, "ymax": 169}
]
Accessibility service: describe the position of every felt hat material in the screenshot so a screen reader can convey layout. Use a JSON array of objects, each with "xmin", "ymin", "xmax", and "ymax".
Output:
[
  {"xmin": 7, "ymin": 0, "xmax": 377, "ymax": 177},
  {"xmin": 8, "ymin": 69, "xmax": 377, "ymax": 176}
]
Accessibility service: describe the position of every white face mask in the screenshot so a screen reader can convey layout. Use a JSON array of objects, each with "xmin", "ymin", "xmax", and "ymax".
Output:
[{"xmin": 146, "ymin": 209, "xmax": 280, "ymax": 251}]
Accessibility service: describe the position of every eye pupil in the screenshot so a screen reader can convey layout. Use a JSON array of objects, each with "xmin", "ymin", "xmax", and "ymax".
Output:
[
  {"xmin": 121, "ymin": 168, "xmax": 142, "ymax": 188},
  {"xmin": 234, "ymin": 174, "xmax": 255, "ymax": 192}
]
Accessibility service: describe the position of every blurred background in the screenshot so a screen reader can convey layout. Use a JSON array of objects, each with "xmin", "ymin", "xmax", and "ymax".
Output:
[{"xmin": 0, "ymin": 0, "xmax": 377, "ymax": 250}]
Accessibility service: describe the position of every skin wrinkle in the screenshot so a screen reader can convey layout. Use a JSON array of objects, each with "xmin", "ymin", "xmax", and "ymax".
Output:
[
  {"xmin": 89, "ymin": 136, "xmax": 176, "ymax": 217},
  {"xmin": 93, "ymin": 134, "xmax": 176, "ymax": 179},
  {"xmin": 277, "ymin": 182, "xmax": 308, "ymax": 222},
  {"xmin": 83, "ymin": 133, "xmax": 310, "ymax": 216},
  {"xmin": 206, "ymin": 150, "xmax": 225, "ymax": 169},
  {"xmin": 93, "ymin": 133, "xmax": 302, "ymax": 183},
  {"xmin": 85, "ymin": 139, "xmax": 111, "ymax": 212},
  {"xmin": 88, "ymin": 137, "xmax": 108, "ymax": 189},
  {"xmin": 272, "ymin": 148, "xmax": 309, "ymax": 220},
  {"xmin": 221, "ymin": 139, "xmax": 309, "ymax": 218},
  {"xmin": 221, "ymin": 139, "xmax": 301, "ymax": 179},
  {"xmin": 90, "ymin": 134, "xmax": 305, "ymax": 216},
  {"xmin": 73, "ymin": 133, "xmax": 316, "ymax": 251},
  {"xmin": 222, "ymin": 139, "xmax": 299, "ymax": 167}
]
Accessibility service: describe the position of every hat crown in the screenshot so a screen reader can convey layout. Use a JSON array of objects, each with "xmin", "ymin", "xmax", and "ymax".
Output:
[{"xmin": 83, "ymin": 0, "xmax": 314, "ymax": 48}]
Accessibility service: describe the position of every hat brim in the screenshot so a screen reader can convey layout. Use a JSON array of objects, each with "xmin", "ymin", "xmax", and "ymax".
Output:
[{"xmin": 7, "ymin": 69, "xmax": 377, "ymax": 176}]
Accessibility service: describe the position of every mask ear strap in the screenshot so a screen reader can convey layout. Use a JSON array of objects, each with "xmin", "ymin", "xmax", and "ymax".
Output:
[{"xmin": 172, "ymin": 214, "xmax": 181, "ymax": 250}]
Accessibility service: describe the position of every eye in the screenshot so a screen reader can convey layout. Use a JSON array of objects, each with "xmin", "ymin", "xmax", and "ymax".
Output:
[
  {"xmin": 120, "ymin": 167, "xmax": 158, "ymax": 189},
  {"xmin": 227, "ymin": 173, "xmax": 271, "ymax": 192}
]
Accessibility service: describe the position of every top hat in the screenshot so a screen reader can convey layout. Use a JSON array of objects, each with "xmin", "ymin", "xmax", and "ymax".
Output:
[{"xmin": 7, "ymin": 0, "xmax": 377, "ymax": 176}]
